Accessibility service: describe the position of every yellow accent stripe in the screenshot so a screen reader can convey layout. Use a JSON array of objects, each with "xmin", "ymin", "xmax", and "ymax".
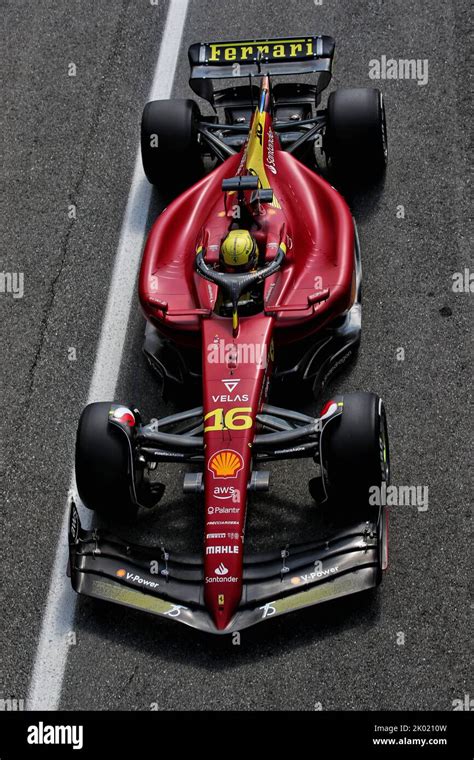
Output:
[
  {"xmin": 209, "ymin": 38, "xmax": 312, "ymax": 47},
  {"xmin": 245, "ymin": 111, "xmax": 281, "ymax": 209},
  {"xmin": 272, "ymin": 575, "xmax": 357, "ymax": 614},
  {"xmin": 93, "ymin": 579, "xmax": 176, "ymax": 616}
]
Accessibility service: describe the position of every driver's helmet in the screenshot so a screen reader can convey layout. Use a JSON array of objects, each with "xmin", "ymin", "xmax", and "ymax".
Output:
[{"xmin": 220, "ymin": 229, "xmax": 258, "ymax": 273}]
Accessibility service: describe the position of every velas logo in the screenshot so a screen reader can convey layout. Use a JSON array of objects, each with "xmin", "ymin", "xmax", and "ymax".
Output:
[
  {"xmin": 211, "ymin": 394, "xmax": 249, "ymax": 403},
  {"xmin": 208, "ymin": 450, "xmax": 243, "ymax": 479},
  {"xmin": 222, "ymin": 378, "xmax": 240, "ymax": 393},
  {"xmin": 110, "ymin": 406, "xmax": 135, "ymax": 426}
]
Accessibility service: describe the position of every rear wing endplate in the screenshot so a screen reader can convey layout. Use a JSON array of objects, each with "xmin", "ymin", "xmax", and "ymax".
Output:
[{"xmin": 188, "ymin": 35, "xmax": 335, "ymax": 103}]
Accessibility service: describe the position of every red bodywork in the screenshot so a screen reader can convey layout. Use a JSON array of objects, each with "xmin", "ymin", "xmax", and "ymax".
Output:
[{"xmin": 139, "ymin": 79, "xmax": 355, "ymax": 629}]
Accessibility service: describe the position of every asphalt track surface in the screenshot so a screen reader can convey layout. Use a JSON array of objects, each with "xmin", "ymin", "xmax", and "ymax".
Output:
[{"xmin": 1, "ymin": 0, "xmax": 471, "ymax": 711}]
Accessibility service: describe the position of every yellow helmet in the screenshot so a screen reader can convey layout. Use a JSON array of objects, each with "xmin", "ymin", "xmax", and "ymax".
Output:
[{"xmin": 220, "ymin": 229, "xmax": 258, "ymax": 272}]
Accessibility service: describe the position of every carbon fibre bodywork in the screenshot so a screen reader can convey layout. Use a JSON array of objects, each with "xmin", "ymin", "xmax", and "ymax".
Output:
[
  {"xmin": 69, "ymin": 36, "xmax": 390, "ymax": 634},
  {"xmin": 68, "ymin": 503, "xmax": 387, "ymax": 633}
]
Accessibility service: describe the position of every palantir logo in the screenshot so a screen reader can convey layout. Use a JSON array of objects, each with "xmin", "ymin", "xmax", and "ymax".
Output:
[{"xmin": 27, "ymin": 721, "xmax": 84, "ymax": 750}]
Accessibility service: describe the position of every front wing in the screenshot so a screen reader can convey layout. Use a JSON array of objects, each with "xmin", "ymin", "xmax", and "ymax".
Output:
[{"xmin": 68, "ymin": 503, "xmax": 384, "ymax": 634}]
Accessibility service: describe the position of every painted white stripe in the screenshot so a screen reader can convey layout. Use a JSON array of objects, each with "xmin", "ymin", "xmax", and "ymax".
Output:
[{"xmin": 26, "ymin": 0, "xmax": 189, "ymax": 710}]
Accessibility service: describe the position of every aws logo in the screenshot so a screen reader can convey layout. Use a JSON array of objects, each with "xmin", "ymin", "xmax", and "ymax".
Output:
[{"xmin": 213, "ymin": 485, "xmax": 240, "ymax": 501}]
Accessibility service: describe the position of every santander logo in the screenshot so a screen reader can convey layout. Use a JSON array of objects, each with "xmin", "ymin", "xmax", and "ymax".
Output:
[
  {"xmin": 266, "ymin": 128, "xmax": 277, "ymax": 174},
  {"xmin": 214, "ymin": 563, "xmax": 228, "ymax": 576}
]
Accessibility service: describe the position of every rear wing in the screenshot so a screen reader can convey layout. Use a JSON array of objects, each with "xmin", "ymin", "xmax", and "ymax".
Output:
[{"xmin": 188, "ymin": 35, "xmax": 335, "ymax": 103}]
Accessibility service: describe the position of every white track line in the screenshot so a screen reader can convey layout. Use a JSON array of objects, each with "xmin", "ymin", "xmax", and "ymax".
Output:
[{"xmin": 26, "ymin": 0, "xmax": 189, "ymax": 711}]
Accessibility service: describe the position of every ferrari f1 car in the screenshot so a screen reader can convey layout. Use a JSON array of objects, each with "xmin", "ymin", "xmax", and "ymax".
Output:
[{"xmin": 69, "ymin": 35, "xmax": 390, "ymax": 633}]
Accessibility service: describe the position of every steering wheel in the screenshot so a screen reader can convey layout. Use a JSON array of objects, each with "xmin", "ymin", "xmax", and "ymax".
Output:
[{"xmin": 195, "ymin": 247, "xmax": 285, "ymax": 333}]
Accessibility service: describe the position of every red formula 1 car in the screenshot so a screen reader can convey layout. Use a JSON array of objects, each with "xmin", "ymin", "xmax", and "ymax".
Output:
[{"xmin": 69, "ymin": 36, "xmax": 390, "ymax": 633}]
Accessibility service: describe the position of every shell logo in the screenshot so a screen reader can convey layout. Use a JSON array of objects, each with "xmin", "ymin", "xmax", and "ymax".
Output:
[
  {"xmin": 208, "ymin": 450, "xmax": 243, "ymax": 479},
  {"xmin": 116, "ymin": 568, "xmax": 127, "ymax": 578}
]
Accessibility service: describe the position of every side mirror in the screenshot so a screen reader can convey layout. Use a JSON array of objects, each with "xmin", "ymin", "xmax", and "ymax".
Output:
[
  {"xmin": 222, "ymin": 175, "xmax": 259, "ymax": 192},
  {"xmin": 257, "ymin": 189, "xmax": 274, "ymax": 204}
]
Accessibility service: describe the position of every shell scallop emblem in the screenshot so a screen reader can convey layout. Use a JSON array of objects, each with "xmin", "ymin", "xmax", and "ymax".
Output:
[{"xmin": 209, "ymin": 450, "xmax": 243, "ymax": 479}]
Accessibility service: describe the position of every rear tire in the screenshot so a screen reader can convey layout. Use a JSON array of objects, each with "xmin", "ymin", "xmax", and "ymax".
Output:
[
  {"xmin": 75, "ymin": 402, "xmax": 138, "ymax": 520},
  {"xmin": 141, "ymin": 99, "xmax": 204, "ymax": 197},
  {"xmin": 325, "ymin": 88, "xmax": 387, "ymax": 181},
  {"xmin": 321, "ymin": 392, "xmax": 389, "ymax": 520}
]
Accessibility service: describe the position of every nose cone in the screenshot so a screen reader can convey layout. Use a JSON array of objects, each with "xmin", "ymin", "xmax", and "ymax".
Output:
[{"xmin": 205, "ymin": 585, "xmax": 241, "ymax": 631}]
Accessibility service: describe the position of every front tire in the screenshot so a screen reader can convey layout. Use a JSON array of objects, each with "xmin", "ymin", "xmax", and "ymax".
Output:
[
  {"xmin": 321, "ymin": 392, "xmax": 389, "ymax": 520},
  {"xmin": 75, "ymin": 402, "xmax": 138, "ymax": 520}
]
